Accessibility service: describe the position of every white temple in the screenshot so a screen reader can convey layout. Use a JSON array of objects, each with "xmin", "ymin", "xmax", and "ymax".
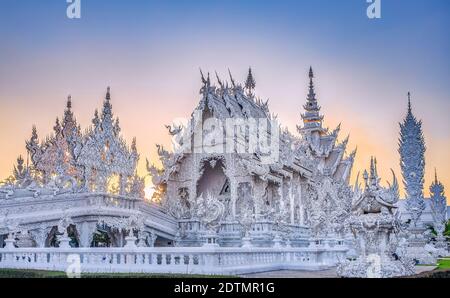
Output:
[
  {"xmin": 147, "ymin": 67, "xmax": 355, "ymax": 248},
  {"xmin": 0, "ymin": 68, "xmax": 447, "ymax": 276}
]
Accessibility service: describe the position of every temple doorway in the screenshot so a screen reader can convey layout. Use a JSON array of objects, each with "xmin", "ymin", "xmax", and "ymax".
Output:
[{"xmin": 196, "ymin": 159, "xmax": 229, "ymax": 200}]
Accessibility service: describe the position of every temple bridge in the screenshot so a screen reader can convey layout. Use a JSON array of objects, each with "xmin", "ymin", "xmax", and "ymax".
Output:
[{"xmin": 0, "ymin": 192, "xmax": 178, "ymax": 248}]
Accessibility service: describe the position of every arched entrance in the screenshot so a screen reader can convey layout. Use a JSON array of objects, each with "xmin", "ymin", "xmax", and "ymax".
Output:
[{"xmin": 196, "ymin": 159, "xmax": 229, "ymax": 200}]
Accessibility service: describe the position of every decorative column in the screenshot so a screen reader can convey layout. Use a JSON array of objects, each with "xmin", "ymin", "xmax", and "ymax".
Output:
[
  {"xmin": 253, "ymin": 180, "xmax": 264, "ymax": 220},
  {"xmin": 147, "ymin": 232, "xmax": 157, "ymax": 247},
  {"xmin": 230, "ymin": 178, "xmax": 238, "ymax": 218},
  {"xmin": 3, "ymin": 233, "xmax": 16, "ymax": 249},
  {"xmin": 137, "ymin": 230, "xmax": 148, "ymax": 247},
  {"xmin": 277, "ymin": 182, "xmax": 283, "ymax": 204},
  {"xmin": 58, "ymin": 230, "xmax": 71, "ymax": 249},
  {"xmin": 298, "ymin": 184, "xmax": 304, "ymax": 225},
  {"xmin": 277, "ymin": 182, "xmax": 284, "ymax": 219},
  {"xmin": 78, "ymin": 222, "xmax": 97, "ymax": 248},
  {"xmin": 289, "ymin": 181, "xmax": 294, "ymax": 224},
  {"xmin": 124, "ymin": 229, "xmax": 137, "ymax": 248},
  {"xmin": 32, "ymin": 226, "xmax": 52, "ymax": 248}
]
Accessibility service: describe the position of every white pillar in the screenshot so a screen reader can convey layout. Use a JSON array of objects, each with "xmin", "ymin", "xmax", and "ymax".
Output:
[
  {"xmin": 124, "ymin": 229, "xmax": 137, "ymax": 248},
  {"xmin": 79, "ymin": 222, "xmax": 97, "ymax": 247},
  {"xmin": 230, "ymin": 178, "xmax": 237, "ymax": 218},
  {"xmin": 30, "ymin": 227, "xmax": 49, "ymax": 248},
  {"xmin": 3, "ymin": 234, "xmax": 16, "ymax": 249},
  {"xmin": 289, "ymin": 181, "xmax": 294, "ymax": 224},
  {"xmin": 58, "ymin": 231, "xmax": 71, "ymax": 249},
  {"xmin": 298, "ymin": 184, "xmax": 304, "ymax": 225}
]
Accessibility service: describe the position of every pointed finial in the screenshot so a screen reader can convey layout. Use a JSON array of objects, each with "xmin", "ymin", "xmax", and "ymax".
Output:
[
  {"xmin": 106, "ymin": 86, "xmax": 111, "ymax": 100},
  {"xmin": 228, "ymin": 69, "xmax": 236, "ymax": 87},
  {"xmin": 66, "ymin": 95, "xmax": 72, "ymax": 109},
  {"xmin": 349, "ymin": 146, "xmax": 357, "ymax": 160},
  {"xmin": 200, "ymin": 68, "xmax": 207, "ymax": 84},
  {"xmin": 245, "ymin": 67, "xmax": 256, "ymax": 92},
  {"xmin": 131, "ymin": 137, "xmax": 137, "ymax": 152},
  {"xmin": 343, "ymin": 134, "xmax": 350, "ymax": 146},
  {"xmin": 370, "ymin": 156, "xmax": 375, "ymax": 179},
  {"xmin": 363, "ymin": 169, "xmax": 369, "ymax": 188},
  {"xmin": 434, "ymin": 168, "xmax": 438, "ymax": 184},
  {"xmin": 374, "ymin": 157, "xmax": 378, "ymax": 177},
  {"xmin": 407, "ymin": 91, "xmax": 411, "ymax": 113},
  {"xmin": 354, "ymin": 171, "xmax": 360, "ymax": 191},
  {"xmin": 306, "ymin": 66, "xmax": 317, "ymax": 102},
  {"xmin": 215, "ymin": 71, "xmax": 223, "ymax": 87}
]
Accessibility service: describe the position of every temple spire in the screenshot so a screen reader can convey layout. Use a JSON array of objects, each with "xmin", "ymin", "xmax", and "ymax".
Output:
[
  {"xmin": 407, "ymin": 91, "xmax": 411, "ymax": 113},
  {"xmin": 103, "ymin": 87, "xmax": 112, "ymax": 114},
  {"xmin": 309, "ymin": 66, "xmax": 314, "ymax": 87},
  {"xmin": 299, "ymin": 66, "xmax": 325, "ymax": 135},
  {"xmin": 429, "ymin": 167, "xmax": 447, "ymax": 246},
  {"xmin": 399, "ymin": 91, "xmax": 426, "ymax": 226},
  {"xmin": 106, "ymin": 86, "xmax": 111, "ymax": 101},
  {"xmin": 66, "ymin": 95, "xmax": 72, "ymax": 110},
  {"xmin": 101, "ymin": 86, "xmax": 114, "ymax": 132},
  {"xmin": 245, "ymin": 67, "xmax": 256, "ymax": 95},
  {"xmin": 62, "ymin": 94, "xmax": 77, "ymax": 138},
  {"xmin": 370, "ymin": 157, "xmax": 376, "ymax": 180},
  {"xmin": 307, "ymin": 66, "xmax": 316, "ymax": 102}
]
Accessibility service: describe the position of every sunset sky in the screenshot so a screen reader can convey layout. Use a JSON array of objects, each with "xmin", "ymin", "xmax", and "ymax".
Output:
[{"xmin": 0, "ymin": 0, "xmax": 449, "ymax": 202}]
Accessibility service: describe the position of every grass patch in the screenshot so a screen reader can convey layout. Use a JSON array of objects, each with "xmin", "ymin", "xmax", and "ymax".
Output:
[
  {"xmin": 0, "ymin": 269, "xmax": 67, "ymax": 278},
  {"xmin": 436, "ymin": 259, "xmax": 450, "ymax": 270},
  {"xmin": 0, "ymin": 269, "xmax": 234, "ymax": 278}
]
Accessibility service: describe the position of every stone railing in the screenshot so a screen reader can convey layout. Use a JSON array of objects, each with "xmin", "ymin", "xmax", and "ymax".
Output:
[
  {"xmin": 0, "ymin": 244, "xmax": 348, "ymax": 275},
  {"xmin": 0, "ymin": 193, "xmax": 178, "ymax": 240},
  {"xmin": 0, "ymin": 192, "xmax": 141, "ymax": 219}
]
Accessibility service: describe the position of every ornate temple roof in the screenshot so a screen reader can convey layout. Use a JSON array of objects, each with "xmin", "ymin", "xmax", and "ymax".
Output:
[
  {"xmin": 195, "ymin": 69, "xmax": 270, "ymax": 120},
  {"xmin": 2, "ymin": 88, "xmax": 143, "ymax": 198}
]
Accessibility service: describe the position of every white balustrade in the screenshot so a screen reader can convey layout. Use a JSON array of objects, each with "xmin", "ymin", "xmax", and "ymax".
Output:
[{"xmin": 0, "ymin": 244, "xmax": 347, "ymax": 275}]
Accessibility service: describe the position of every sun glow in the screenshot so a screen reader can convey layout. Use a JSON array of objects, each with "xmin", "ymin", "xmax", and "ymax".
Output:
[{"xmin": 144, "ymin": 184, "xmax": 155, "ymax": 201}]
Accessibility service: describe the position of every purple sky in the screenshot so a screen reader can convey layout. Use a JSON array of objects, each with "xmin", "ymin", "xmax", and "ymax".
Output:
[{"xmin": 0, "ymin": 0, "xmax": 449, "ymax": 201}]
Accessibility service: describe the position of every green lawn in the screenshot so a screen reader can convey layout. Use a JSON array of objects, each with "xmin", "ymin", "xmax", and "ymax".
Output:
[
  {"xmin": 436, "ymin": 259, "xmax": 450, "ymax": 270},
  {"xmin": 0, "ymin": 269, "xmax": 234, "ymax": 278}
]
